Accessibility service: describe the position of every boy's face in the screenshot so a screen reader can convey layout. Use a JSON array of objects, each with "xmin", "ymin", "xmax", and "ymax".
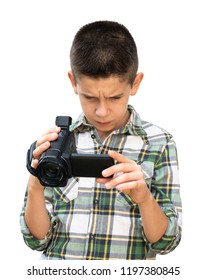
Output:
[{"xmin": 68, "ymin": 73, "xmax": 143, "ymax": 141}]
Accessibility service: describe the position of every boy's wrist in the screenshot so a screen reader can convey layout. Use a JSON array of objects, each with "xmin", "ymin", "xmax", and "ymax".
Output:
[
  {"xmin": 137, "ymin": 191, "xmax": 153, "ymax": 207},
  {"xmin": 28, "ymin": 175, "xmax": 45, "ymax": 192}
]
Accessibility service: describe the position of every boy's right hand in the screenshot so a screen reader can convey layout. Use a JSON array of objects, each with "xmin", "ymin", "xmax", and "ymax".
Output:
[
  {"xmin": 28, "ymin": 126, "xmax": 61, "ymax": 189},
  {"xmin": 32, "ymin": 126, "xmax": 61, "ymax": 168}
]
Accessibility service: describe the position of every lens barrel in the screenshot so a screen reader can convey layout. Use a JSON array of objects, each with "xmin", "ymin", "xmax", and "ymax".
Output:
[{"xmin": 37, "ymin": 156, "xmax": 69, "ymax": 187}]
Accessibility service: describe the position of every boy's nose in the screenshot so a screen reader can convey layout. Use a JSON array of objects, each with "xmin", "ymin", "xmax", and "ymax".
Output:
[{"xmin": 95, "ymin": 103, "xmax": 109, "ymax": 118}]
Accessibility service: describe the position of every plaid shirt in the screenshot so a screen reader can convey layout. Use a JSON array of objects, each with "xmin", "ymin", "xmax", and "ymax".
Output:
[{"xmin": 20, "ymin": 105, "xmax": 182, "ymax": 260}]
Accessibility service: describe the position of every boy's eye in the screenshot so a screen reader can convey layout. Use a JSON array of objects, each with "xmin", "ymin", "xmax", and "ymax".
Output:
[
  {"xmin": 109, "ymin": 95, "xmax": 123, "ymax": 100},
  {"xmin": 111, "ymin": 96, "xmax": 121, "ymax": 100},
  {"xmin": 82, "ymin": 94, "xmax": 123, "ymax": 100},
  {"xmin": 84, "ymin": 95, "xmax": 94, "ymax": 100}
]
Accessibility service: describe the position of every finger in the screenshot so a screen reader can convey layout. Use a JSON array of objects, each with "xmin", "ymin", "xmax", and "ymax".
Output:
[
  {"xmin": 33, "ymin": 141, "xmax": 50, "ymax": 159},
  {"xmin": 116, "ymin": 179, "xmax": 146, "ymax": 191},
  {"xmin": 36, "ymin": 131, "xmax": 59, "ymax": 147},
  {"xmin": 96, "ymin": 178, "xmax": 111, "ymax": 184},
  {"xmin": 102, "ymin": 161, "xmax": 139, "ymax": 178},
  {"xmin": 96, "ymin": 171, "xmax": 124, "ymax": 185},
  {"xmin": 108, "ymin": 150, "xmax": 132, "ymax": 163},
  {"xmin": 31, "ymin": 158, "xmax": 39, "ymax": 169},
  {"xmin": 41, "ymin": 126, "xmax": 61, "ymax": 137},
  {"xmin": 104, "ymin": 169, "xmax": 142, "ymax": 189}
]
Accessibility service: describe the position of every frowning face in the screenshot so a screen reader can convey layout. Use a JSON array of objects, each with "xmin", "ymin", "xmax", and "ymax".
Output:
[{"xmin": 68, "ymin": 73, "xmax": 143, "ymax": 141}]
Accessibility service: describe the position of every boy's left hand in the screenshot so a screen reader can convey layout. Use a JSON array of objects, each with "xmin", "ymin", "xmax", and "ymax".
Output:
[{"xmin": 96, "ymin": 150, "xmax": 151, "ymax": 205}]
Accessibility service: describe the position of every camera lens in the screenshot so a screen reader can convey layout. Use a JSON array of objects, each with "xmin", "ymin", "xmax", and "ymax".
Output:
[
  {"xmin": 43, "ymin": 163, "xmax": 62, "ymax": 178},
  {"xmin": 37, "ymin": 159, "xmax": 69, "ymax": 187}
]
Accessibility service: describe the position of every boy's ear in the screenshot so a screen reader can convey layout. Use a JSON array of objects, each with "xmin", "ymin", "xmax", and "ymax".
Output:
[
  {"xmin": 68, "ymin": 71, "xmax": 77, "ymax": 93},
  {"xmin": 130, "ymin": 72, "xmax": 144, "ymax": 96}
]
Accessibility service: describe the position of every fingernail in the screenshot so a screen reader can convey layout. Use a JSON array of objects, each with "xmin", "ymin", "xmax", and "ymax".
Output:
[{"xmin": 102, "ymin": 170, "xmax": 108, "ymax": 176}]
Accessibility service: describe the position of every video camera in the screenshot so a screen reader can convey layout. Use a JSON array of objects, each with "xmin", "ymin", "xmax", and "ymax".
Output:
[{"xmin": 26, "ymin": 116, "xmax": 114, "ymax": 187}]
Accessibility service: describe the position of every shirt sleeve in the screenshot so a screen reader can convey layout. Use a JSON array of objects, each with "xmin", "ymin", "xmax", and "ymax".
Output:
[
  {"xmin": 144, "ymin": 137, "xmax": 182, "ymax": 255},
  {"xmin": 19, "ymin": 186, "xmax": 57, "ymax": 251}
]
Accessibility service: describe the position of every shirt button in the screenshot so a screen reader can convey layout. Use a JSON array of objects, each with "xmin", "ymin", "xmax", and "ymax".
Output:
[
  {"xmin": 94, "ymin": 199, "xmax": 99, "ymax": 205},
  {"xmin": 90, "ymin": 234, "xmax": 95, "ymax": 240},
  {"xmin": 91, "ymin": 134, "xmax": 96, "ymax": 139}
]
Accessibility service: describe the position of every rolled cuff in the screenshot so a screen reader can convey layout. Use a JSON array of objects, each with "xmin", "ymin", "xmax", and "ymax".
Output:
[
  {"xmin": 20, "ymin": 213, "xmax": 56, "ymax": 251},
  {"xmin": 143, "ymin": 208, "xmax": 182, "ymax": 255}
]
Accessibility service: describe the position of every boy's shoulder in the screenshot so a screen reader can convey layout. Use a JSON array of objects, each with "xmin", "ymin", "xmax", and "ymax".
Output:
[
  {"xmin": 128, "ymin": 105, "xmax": 174, "ymax": 146},
  {"xmin": 141, "ymin": 119, "xmax": 173, "ymax": 146}
]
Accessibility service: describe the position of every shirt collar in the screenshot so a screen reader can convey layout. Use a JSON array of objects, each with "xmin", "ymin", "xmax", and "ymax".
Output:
[{"xmin": 70, "ymin": 105, "xmax": 146, "ymax": 136}]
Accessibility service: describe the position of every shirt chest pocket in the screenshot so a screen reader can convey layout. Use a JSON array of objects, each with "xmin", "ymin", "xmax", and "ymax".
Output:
[
  {"xmin": 53, "ymin": 178, "xmax": 79, "ymax": 204},
  {"xmin": 52, "ymin": 177, "xmax": 95, "ymax": 205}
]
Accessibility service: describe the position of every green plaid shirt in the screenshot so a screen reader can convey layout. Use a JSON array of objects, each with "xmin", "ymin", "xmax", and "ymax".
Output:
[{"xmin": 20, "ymin": 105, "xmax": 182, "ymax": 260}]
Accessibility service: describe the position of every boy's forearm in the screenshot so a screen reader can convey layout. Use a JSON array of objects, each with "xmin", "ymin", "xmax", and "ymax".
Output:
[
  {"xmin": 25, "ymin": 176, "xmax": 50, "ymax": 240},
  {"xmin": 139, "ymin": 194, "xmax": 168, "ymax": 244}
]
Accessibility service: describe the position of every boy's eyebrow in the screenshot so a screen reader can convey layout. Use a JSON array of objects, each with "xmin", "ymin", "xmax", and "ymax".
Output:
[
  {"xmin": 80, "ymin": 92, "xmax": 94, "ymax": 96},
  {"xmin": 80, "ymin": 92, "xmax": 125, "ymax": 98},
  {"xmin": 108, "ymin": 93, "xmax": 125, "ymax": 98},
  {"xmin": 80, "ymin": 92, "xmax": 95, "ymax": 98}
]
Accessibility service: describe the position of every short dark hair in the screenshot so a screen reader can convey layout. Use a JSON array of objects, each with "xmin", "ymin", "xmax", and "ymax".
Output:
[{"xmin": 70, "ymin": 21, "xmax": 138, "ymax": 86}]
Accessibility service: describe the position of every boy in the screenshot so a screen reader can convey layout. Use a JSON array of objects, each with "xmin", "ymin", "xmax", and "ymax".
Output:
[{"xmin": 20, "ymin": 21, "xmax": 182, "ymax": 260}]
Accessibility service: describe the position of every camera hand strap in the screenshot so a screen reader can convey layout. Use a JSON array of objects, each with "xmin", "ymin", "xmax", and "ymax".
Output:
[{"xmin": 26, "ymin": 141, "xmax": 38, "ymax": 177}]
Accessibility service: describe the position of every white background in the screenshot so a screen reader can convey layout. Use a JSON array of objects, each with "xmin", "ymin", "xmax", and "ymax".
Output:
[{"xmin": 0, "ymin": 0, "xmax": 206, "ymax": 279}]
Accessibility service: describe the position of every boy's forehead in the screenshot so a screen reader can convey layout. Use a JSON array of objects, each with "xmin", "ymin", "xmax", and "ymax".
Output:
[{"xmin": 76, "ymin": 75, "xmax": 130, "ymax": 92}]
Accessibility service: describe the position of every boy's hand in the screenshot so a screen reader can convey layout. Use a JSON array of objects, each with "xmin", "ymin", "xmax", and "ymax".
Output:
[
  {"xmin": 96, "ymin": 150, "xmax": 151, "ymax": 205},
  {"xmin": 31, "ymin": 126, "xmax": 61, "ymax": 169},
  {"xmin": 28, "ymin": 126, "xmax": 61, "ymax": 190}
]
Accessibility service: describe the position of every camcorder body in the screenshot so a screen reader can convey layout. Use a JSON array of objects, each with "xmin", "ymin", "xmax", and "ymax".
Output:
[{"xmin": 27, "ymin": 116, "xmax": 114, "ymax": 187}]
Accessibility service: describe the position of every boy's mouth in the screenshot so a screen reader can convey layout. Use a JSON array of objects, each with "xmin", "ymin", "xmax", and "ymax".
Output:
[{"xmin": 96, "ymin": 121, "xmax": 112, "ymax": 126}]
